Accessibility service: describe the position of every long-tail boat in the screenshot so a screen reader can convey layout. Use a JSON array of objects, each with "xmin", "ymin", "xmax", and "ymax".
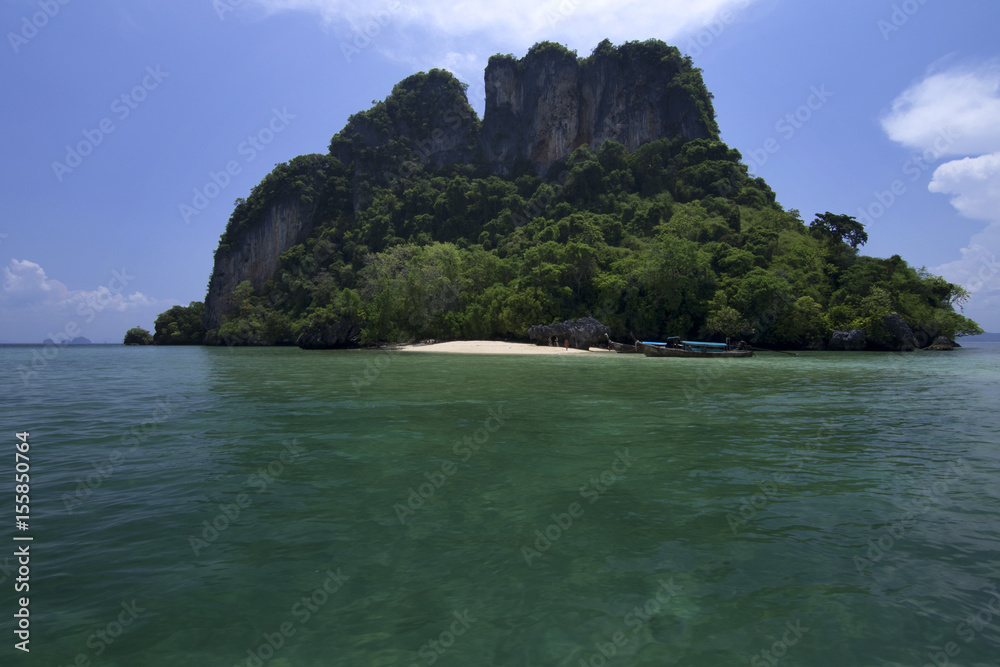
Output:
[
  {"xmin": 608, "ymin": 340, "xmax": 640, "ymax": 353},
  {"xmin": 635, "ymin": 337, "xmax": 753, "ymax": 358}
]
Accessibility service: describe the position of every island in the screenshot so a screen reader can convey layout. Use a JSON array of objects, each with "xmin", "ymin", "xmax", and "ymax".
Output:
[
  {"xmin": 42, "ymin": 336, "xmax": 91, "ymax": 345},
  {"xmin": 150, "ymin": 39, "xmax": 982, "ymax": 351}
]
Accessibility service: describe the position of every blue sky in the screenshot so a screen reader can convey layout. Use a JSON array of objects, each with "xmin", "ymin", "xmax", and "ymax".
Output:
[{"xmin": 2, "ymin": 0, "xmax": 998, "ymax": 342}]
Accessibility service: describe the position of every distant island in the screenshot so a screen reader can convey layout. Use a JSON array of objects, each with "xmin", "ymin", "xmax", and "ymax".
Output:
[
  {"xmin": 151, "ymin": 38, "xmax": 982, "ymax": 351},
  {"xmin": 44, "ymin": 336, "xmax": 91, "ymax": 345},
  {"xmin": 963, "ymin": 332, "xmax": 1000, "ymax": 342}
]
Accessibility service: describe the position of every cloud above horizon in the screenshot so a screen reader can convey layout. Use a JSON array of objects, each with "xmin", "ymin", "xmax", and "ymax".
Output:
[
  {"xmin": 882, "ymin": 61, "xmax": 1000, "ymax": 327},
  {"xmin": 245, "ymin": 0, "xmax": 759, "ymax": 98},
  {"xmin": 881, "ymin": 60, "xmax": 1000, "ymax": 157},
  {"xmin": 0, "ymin": 259, "xmax": 173, "ymax": 342}
]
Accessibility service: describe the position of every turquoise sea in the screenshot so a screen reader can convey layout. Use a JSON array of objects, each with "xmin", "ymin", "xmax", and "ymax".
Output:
[{"xmin": 2, "ymin": 343, "xmax": 999, "ymax": 666}]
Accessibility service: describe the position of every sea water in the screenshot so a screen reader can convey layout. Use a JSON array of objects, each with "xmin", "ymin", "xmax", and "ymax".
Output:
[{"xmin": 1, "ymin": 343, "xmax": 999, "ymax": 666}]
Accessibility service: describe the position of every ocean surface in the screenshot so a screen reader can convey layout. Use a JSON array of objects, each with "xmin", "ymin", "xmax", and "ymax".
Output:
[{"xmin": 1, "ymin": 343, "xmax": 999, "ymax": 666}]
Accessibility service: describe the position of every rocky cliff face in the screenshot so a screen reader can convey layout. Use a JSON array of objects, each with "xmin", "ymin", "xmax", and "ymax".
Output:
[
  {"xmin": 329, "ymin": 69, "xmax": 481, "ymax": 211},
  {"xmin": 483, "ymin": 41, "xmax": 716, "ymax": 176},
  {"xmin": 203, "ymin": 40, "xmax": 720, "ymax": 334},
  {"xmin": 203, "ymin": 196, "xmax": 319, "ymax": 331}
]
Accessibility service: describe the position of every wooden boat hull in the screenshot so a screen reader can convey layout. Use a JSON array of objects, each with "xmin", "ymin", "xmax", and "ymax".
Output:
[
  {"xmin": 636, "ymin": 342, "xmax": 753, "ymax": 358},
  {"xmin": 608, "ymin": 341, "xmax": 640, "ymax": 353}
]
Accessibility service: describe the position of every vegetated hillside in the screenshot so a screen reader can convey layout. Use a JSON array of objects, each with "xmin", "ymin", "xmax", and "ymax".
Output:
[{"xmin": 156, "ymin": 39, "xmax": 981, "ymax": 349}]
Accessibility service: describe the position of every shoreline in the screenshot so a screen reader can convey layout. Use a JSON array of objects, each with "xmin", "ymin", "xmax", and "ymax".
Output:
[{"xmin": 398, "ymin": 340, "xmax": 612, "ymax": 355}]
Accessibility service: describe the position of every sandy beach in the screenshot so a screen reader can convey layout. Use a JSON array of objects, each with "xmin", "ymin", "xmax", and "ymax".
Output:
[{"xmin": 399, "ymin": 340, "xmax": 613, "ymax": 355}]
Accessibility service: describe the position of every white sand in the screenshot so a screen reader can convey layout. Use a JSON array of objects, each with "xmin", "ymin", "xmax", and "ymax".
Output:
[{"xmin": 399, "ymin": 340, "xmax": 612, "ymax": 355}]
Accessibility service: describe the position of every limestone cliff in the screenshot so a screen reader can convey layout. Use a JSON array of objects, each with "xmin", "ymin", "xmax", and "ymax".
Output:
[
  {"xmin": 329, "ymin": 69, "xmax": 481, "ymax": 211},
  {"xmin": 202, "ymin": 153, "xmax": 345, "ymax": 332},
  {"xmin": 202, "ymin": 40, "xmax": 722, "ymax": 337},
  {"xmin": 203, "ymin": 195, "xmax": 319, "ymax": 331},
  {"xmin": 482, "ymin": 40, "xmax": 718, "ymax": 176}
]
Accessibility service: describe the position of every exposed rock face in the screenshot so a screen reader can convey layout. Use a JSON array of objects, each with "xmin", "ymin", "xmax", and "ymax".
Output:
[
  {"xmin": 829, "ymin": 330, "xmax": 867, "ymax": 351},
  {"xmin": 203, "ymin": 196, "xmax": 319, "ymax": 331},
  {"xmin": 924, "ymin": 336, "xmax": 957, "ymax": 351},
  {"xmin": 881, "ymin": 313, "xmax": 917, "ymax": 351},
  {"xmin": 483, "ymin": 42, "xmax": 715, "ymax": 175},
  {"xmin": 204, "ymin": 42, "xmax": 720, "ymax": 334},
  {"xmin": 527, "ymin": 317, "xmax": 610, "ymax": 349},
  {"xmin": 329, "ymin": 69, "xmax": 481, "ymax": 211}
]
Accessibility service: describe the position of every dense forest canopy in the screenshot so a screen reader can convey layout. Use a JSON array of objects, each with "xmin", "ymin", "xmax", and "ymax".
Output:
[{"xmin": 154, "ymin": 39, "xmax": 981, "ymax": 349}]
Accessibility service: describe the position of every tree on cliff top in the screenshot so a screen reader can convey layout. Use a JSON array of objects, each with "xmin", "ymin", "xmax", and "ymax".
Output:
[{"xmin": 810, "ymin": 212, "xmax": 868, "ymax": 249}]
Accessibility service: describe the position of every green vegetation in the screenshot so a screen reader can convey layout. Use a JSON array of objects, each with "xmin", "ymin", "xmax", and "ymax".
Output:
[
  {"xmin": 123, "ymin": 327, "xmax": 153, "ymax": 346},
  {"xmin": 167, "ymin": 39, "xmax": 980, "ymax": 349},
  {"xmin": 154, "ymin": 302, "xmax": 207, "ymax": 344}
]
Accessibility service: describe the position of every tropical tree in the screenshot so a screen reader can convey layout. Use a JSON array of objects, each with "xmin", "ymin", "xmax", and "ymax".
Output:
[
  {"xmin": 810, "ymin": 212, "xmax": 868, "ymax": 249},
  {"xmin": 123, "ymin": 327, "xmax": 153, "ymax": 345}
]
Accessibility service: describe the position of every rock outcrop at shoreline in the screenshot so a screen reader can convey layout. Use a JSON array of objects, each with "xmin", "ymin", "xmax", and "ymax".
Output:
[
  {"xmin": 296, "ymin": 315, "xmax": 361, "ymax": 349},
  {"xmin": 827, "ymin": 316, "xmax": 959, "ymax": 352},
  {"xmin": 527, "ymin": 317, "xmax": 610, "ymax": 349},
  {"xmin": 829, "ymin": 330, "xmax": 867, "ymax": 351},
  {"xmin": 881, "ymin": 313, "xmax": 918, "ymax": 351},
  {"xmin": 924, "ymin": 336, "xmax": 958, "ymax": 351}
]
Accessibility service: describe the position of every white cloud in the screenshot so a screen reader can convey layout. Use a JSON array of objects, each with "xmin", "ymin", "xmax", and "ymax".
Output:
[
  {"xmin": 2, "ymin": 259, "xmax": 71, "ymax": 308},
  {"xmin": 0, "ymin": 260, "xmax": 172, "ymax": 342},
  {"xmin": 248, "ymin": 0, "xmax": 759, "ymax": 92},
  {"xmin": 882, "ymin": 61, "xmax": 1000, "ymax": 331},
  {"xmin": 881, "ymin": 60, "xmax": 1000, "ymax": 157},
  {"xmin": 1, "ymin": 259, "xmax": 156, "ymax": 312},
  {"xmin": 928, "ymin": 153, "xmax": 1000, "ymax": 314},
  {"xmin": 251, "ymin": 0, "xmax": 754, "ymax": 44},
  {"xmin": 931, "ymin": 222, "xmax": 1000, "ymax": 307},
  {"xmin": 929, "ymin": 152, "xmax": 1000, "ymax": 221}
]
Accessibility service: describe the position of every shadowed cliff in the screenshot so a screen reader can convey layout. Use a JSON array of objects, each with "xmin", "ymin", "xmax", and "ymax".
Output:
[
  {"xmin": 204, "ymin": 39, "xmax": 720, "ymax": 333},
  {"xmin": 483, "ymin": 40, "xmax": 718, "ymax": 176}
]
